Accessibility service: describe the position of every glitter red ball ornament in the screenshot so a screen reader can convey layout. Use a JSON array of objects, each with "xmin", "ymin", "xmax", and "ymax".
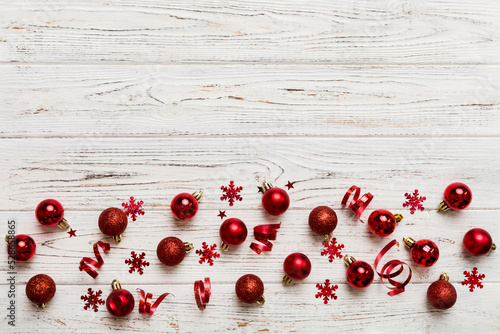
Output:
[
  {"xmin": 427, "ymin": 273, "xmax": 457, "ymax": 310},
  {"xmin": 463, "ymin": 228, "xmax": 496, "ymax": 256},
  {"xmin": 261, "ymin": 182, "xmax": 289, "ymax": 216},
  {"xmin": 106, "ymin": 280, "xmax": 135, "ymax": 317},
  {"xmin": 282, "ymin": 253, "xmax": 311, "ymax": 285},
  {"xmin": 235, "ymin": 274, "xmax": 265, "ymax": 305},
  {"xmin": 438, "ymin": 182, "xmax": 472, "ymax": 211},
  {"xmin": 170, "ymin": 191, "xmax": 202, "ymax": 221},
  {"xmin": 367, "ymin": 210, "xmax": 403, "ymax": 237},
  {"xmin": 219, "ymin": 218, "xmax": 248, "ymax": 251},
  {"xmin": 344, "ymin": 255, "xmax": 374, "ymax": 289},
  {"xmin": 6, "ymin": 234, "xmax": 36, "ymax": 262},
  {"xmin": 403, "ymin": 237, "xmax": 439, "ymax": 267},
  {"xmin": 157, "ymin": 236, "xmax": 193, "ymax": 266},
  {"xmin": 25, "ymin": 274, "xmax": 56, "ymax": 308},
  {"xmin": 308, "ymin": 206, "xmax": 337, "ymax": 239},
  {"xmin": 98, "ymin": 207, "xmax": 128, "ymax": 243},
  {"xmin": 35, "ymin": 199, "xmax": 69, "ymax": 229}
]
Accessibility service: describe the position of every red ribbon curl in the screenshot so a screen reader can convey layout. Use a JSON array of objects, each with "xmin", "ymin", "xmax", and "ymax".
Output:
[
  {"xmin": 374, "ymin": 239, "xmax": 412, "ymax": 296},
  {"xmin": 194, "ymin": 277, "xmax": 211, "ymax": 310},
  {"xmin": 341, "ymin": 185, "xmax": 373, "ymax": 220},
  {"xmin": 137, "ymin": 289, "xmax": 173, "ymax": 315},
  {"xmin": 250, "ymin": 223, "xmax": 281, "ymax": 254},
  {"xmin": 79, "ymin": 241, "xmax": 110, "ymax": 278}
]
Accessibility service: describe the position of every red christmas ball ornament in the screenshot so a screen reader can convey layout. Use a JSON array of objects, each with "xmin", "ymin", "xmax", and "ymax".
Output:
[
  {"xmin": 25, "ymin": 274, "xmax": 56, "ymax": 308},
  {"xmin": 170, "ymin": 191, "xmax": 202, "ymax": 221},
  {"xmin": 157, "ymin": 236, "xmax": 193, "ymax": 266},
  {"xmin": 261, "ymin": 182, "xmax": 289, "ymax": 216},
  {"xmin": 367, "ymin": 210, "xmax": 403, "ymax": 237},
  {"xmin": 403, "ymin": 237, "xmax": 439, "ymax": 267},
  {"xmin": 308, "ymin": 206, "xmax": 337, "ymax": 239},
  {"xmin": 235, "ymin": 274, "xmax": 265, "ymax": 305},
  {"xmin": 106, "ymin": 280, "xmax": 135, "ymax": 317},
  {"xmin": 98, "ymin": 207, "xmax": 128, "ymax": 243},
  {"xmin": 427, "ymin": 273, "xmax": 457, "ymax": 310},
  {"xmin": 219, "ymin": 218, "xmax": 248, "ymax": 251},
  {"xmin": 35, "ymin": 199, "xmax": 69, "ymax": 229},
  {"xmin": 282, "ymin": 253, "xmax": 311, "ymax": 285},
  {"xmin": 6, "ymin": 234, "xmax": 36, "ymax": 262},
  {"xmin": 438, "ymin": 182, "xmax": 472, "ymax": 211},
  {"xmin": 344, "ymin": 254, "xmax": 374, "ymax": 289},
  {"xmin": 463, "ymin": 228, "xmax": 496, "ymax": 256}
]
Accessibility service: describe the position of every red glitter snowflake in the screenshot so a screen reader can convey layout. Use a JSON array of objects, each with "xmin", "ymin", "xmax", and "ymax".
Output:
[
  {"xmin": 321, "ymin": 238, "xmax": 345, "ymax": 262},
  {"xmin": 122, "ymin": 196, "xmax": 145, "ymax": 221},
  {"xmin": 125, "ymin": 251, "xmax": 150, "ymax": 275},
  {"xmin": 315, "ymin": 279, "xmax": 338, "ymax": 304},
  {"xmin": 220, "ymin": 181, "xmax": 243, "ymax": 206},
  {"xmin": 196, "ymin": 242, "xmax": 220, "ymax": 266},
  {"xmin": 81, "ymin": 288, "xmax": 105, "ymax": 312},
  {"xmin": 403, "ymin": 189, "xmax": 426, "ymax": 214},
  {"xmin": 462, "ymin": 267, "xmax": 485, "ymax": 292}
]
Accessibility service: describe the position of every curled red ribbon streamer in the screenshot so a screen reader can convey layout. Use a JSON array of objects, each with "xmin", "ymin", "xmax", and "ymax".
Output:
[
  {"xmin": 250, "ymin": 223, "xmax": 281, "ymax": 254},
  {"xmin": 341, "ymin": 185, "xmax": 373, "ymax": 220},
  {"xmin": 374, "ymin": 239, "xmax": 412, "ymax": 296},
  {"xmin": 79, "ymin": 241, "xmax": 110, "ymax": 278},
  {"xmin": 137, "ymin": 289, "xmax": 173, "ymax": 315},
  {"xmin": 194, "ymin": 277, "xmax": 211, "ymax": 310}
]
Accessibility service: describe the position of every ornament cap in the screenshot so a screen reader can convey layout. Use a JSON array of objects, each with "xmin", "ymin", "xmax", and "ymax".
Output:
[
  {"xmin": 439, "ymin": 272, "xmax": 450, "ymax": 282},
  {"xmin": 5, "ymin": 234, "xmax": 11, "ymax": 244},
  {"xmin": 192, "ymin": 191, "xmax": 203, "ymax": 201},
  {"xmin": 262, "ymin": 181, "xmax": 274, "ymax": 192},
  {"xmin": 184, "ymin": 242, "xmax": 194, "ymax": 253},
  {"xmin": 57, "ymin": 217, "xmax": 70, "ymax": 230},
  {"xmin": 437, "ymin": 201, "xmax": 450, "ymax": 212},
  {"xmin": 323, "ymin": 233, "xmax": 332, "ymax": 241},
  {"xmin": 220, "ymin": 241, "xmax": 230, "ymax": 251},
  {"xmin": 394, "ymin": 214, "xmax": 403, "ymax": 223},
  {"xmin": 403, "ymin": 237, "xmax": 415, "ymax": 249},
  {"xmin": 282, "ymin": 275, "xmax": 293, "ymax": 285},
  {"xmin": 344, "ymin": 254, "xmax": 356, "ymax": 267},
  {"xmin": 112, "ymin": 234, "xmax": 122, "ymax": 243},
  {"xmin": 36, "ymin": 303, "xmax": 47, "ymax": 309},
  {"xmin": 111, "ymin": 279, "xmax": 122, "ymax": 291},
  {"xmin": 491, "ymin": 243, "xmax": 497, "ymax": 252},
  {"xmin": 256, "ymin": 296, "xmax": 265, "ymax": 305}
]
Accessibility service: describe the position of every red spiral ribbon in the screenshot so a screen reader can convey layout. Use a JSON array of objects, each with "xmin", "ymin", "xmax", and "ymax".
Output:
[
  {"xmin": 341, "ymin": 185, "xmax": 373, "ymax": 220},
  {"xmin": 79, "ymin": 241, "xmax": 110, "ymax": 278},
  {"xmin": 374, "ymin": 239, "xmax": 412, "ymax": 296},
  {"xmin": 194, "ymin": 277, "xmax": 211, "ymax": 310},
  {"xmin": 137, "ymin": 289, "xmax": 173, "ymax": 315},
  {"xmin": 250, "ymin": 223, "xmax": 281, "ymax": 254}
]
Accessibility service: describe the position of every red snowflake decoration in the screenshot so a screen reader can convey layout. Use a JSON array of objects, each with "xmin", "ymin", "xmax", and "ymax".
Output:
[
  {"xmin": 402, "ymin": 189, "xmax": 426, "ymax": 214},
  {"xmin": 81, "ymin": 288, "xmax": 105, "ymax": 312},
  {"xmin": 125, "ymin": 251, "xmax": 150, "ymax": 275},
  {"xmin": 285, "ymin": 181, "xmax": 295, "ymax": 190},
  {"xmin": 462, "ymin": 267, "xmax": 485, "ymax": 292},
  {"xmin": 220, "ymin": 181, "xmax": 243, "ymax": 206},
  {"xmin": 321, "ymin": 238, "xmax": 345, "ymax": 262},
  {"xmin": 196, "ymin": 242, "xmax": 220, "ymax": 266},
  {"xmin": 122, "ymin": 196, "xmax": 145, "ymax": 221},
  {"xmin": 315, "ymin": 279, "xmax": 338, "ymax": 304}
]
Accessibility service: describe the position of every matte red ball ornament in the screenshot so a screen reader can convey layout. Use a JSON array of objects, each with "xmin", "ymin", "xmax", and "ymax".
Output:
[
  {"xmin": 35, "ymin": 199, "xmax": 69, "ymax": 229},
  {"xmin": 235, "ymin": 274, "xmax": 265, "ymax": 305},
  {"xmin": 427, "ymin": 273, "xmax": 457, "ymax": 310},
  {"xmin": 344, "ymin": 255, "xmax": 374, "ymax": 289},
  {"xmin": 219, "ymin": 218, "xmax": 248, "ymax": 251},
  {"xmin": 308, "ymin": 206, "xmax": 337, "ymax": 239},
  {"xmin": 438, "ymin": 182, "xmax": 472, "ymax": 211},
  {"xmin": 403, "ymin": 237, "xmax": 439, "ymax": 267},
  {"xmin": 282, "ymin": 253, "xmax": 311, "ymax": 285},
  {"xmin": 98, "ymin": 207, "xmax": 128, "ymax": 243},
  {"xmin": 6, "ymin": 234, "xmax": 36, "ymax": 262},
  {"xmin": 368, "ymin": 210, "xmax": 403, "ymax": 237},
  {"xmin": 170, "ymin": 191, "xmax": 202, "ymax": 220},
  {"xmin": 106, "ymin": 280, "xmax": 135, "ymax": 317},
  {"xmin": 463, "ymin": 228, "xmax": 496, "ymax": 256},
  {"xmin": 261, "ymin": 182, "xmax": 289, "ymax": 216},
  {"xmin": 25, "ymin": 274, "xmax": 56, "ymax": 308},
  {"xmin": 157, "ymin": 236, "xmax": 193, "ymax": 266}
]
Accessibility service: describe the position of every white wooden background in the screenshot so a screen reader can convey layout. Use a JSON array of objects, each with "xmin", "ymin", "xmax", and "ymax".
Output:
[{"xmin": 1, "ymin": 1, "xmax": 500, "ymax": 333}]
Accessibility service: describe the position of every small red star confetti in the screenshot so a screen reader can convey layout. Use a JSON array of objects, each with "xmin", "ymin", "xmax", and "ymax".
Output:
[
  {"xmin": 403, "ymin": 189, "xmax": 426, "ymax": 214},
  {"xmin": 315, "ymin": 279, "xmax": 338, "ymax": 304},
  {"xmin": 67, "ymin": 228, "xmax": 77, "ymax": 237},
  {"xmin": 321, "ymin": 238, "xmax": 345, "ymax": 262},
  {"xmin": 217, "ymin": 210, "xmax": 227, "ymax": 220},
  {"xmin": 220, "ymin": 181, "xmax": 243, "ymax": 206},
  {"xmin": 122, "ymin": 196, "xmax": 145, "ymax": 221},
  {"xmin": 125, "ymin": 251, "xmax": 150, "ymax": 275},
  {"xmin": 81, "ymin": 288, "xmax": 105, "ymax": 312},
  {"xmin": 462, "ymin": 267, "xmax": 485, "ymax": 292},
  {"xmin": 257, "ymin": 186, "xmax": 264, "ymax": 193},
  {"xmin": 285, "ymin": 181, "xmax": 295, "ymax": 190},
  {"xmin": 196, "ymin": 242, "xmax": 220, "ymax": 266}
]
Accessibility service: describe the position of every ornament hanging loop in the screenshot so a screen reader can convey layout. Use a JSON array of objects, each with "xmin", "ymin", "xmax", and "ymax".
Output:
[
  {"xmin": 439, "ymin": 272, "xmax": 450, "ymax": 282},
  {"xmin": 184, "ymin": 242, "xmax": 194, "ymax": 253}
]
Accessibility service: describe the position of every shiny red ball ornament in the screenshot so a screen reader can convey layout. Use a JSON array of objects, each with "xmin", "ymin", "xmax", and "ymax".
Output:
[
  {"xmin": 282, "ymin": 253, "xmax": 311, "ymax": 285},
  {"xmin": 98, "ymin": 207, "xmax": 128, "ymax": 243},
  {"xmin": 403, "ymin": 237, "xmax": 439, "ymax": 267},
  {"xmin": 106, "ymin": 280, "xmax": 135, "ymax": 317},
  {"xmin": 219, "ymin": 218, "xmax": 248, "ymax": 251},
  {"xmin": 170, "ymin": 191, "xmax": 202, "ymax": 221},
  {"xmin": 438, "ymin": 182, "xmax": 472, "ymax": 211},
  {"xmin": 235, "ymin": 274, "xmax": 265, "ymax": 305},
  {"xmin": 7, "ymin": 234, "xmax": 36, "ymax": 262},
  {"xmin": 261, "ymin": 182, "xmax": 289, "ymax": 216},
  {"xmin": 308, "ymin": 206, "xmax": 337, "ymax": 239},
  {"xmin": 35, "ymin": 199, "xmax": 69, "ymax": 229},
  {"xmin": 25, "ymin": 274, "xmax": 56, "ymax": 308},
  {"xmin": 344, "ymin": 255, "xmax": 374, "ymax": 289},
  {"xmin": 157, "ymin": 236, "xmax": 193, "ymax": 266},
  {"xmin": 463, "ymin": 228, "xmax": 496, "ymax": 256},
  {"xmin": 427, "ymin": 273, "xmax": 457, "ymax": 310},
  {"xmin": 367, "ymin": 210, "xmax": 403, "ymax": 237}
]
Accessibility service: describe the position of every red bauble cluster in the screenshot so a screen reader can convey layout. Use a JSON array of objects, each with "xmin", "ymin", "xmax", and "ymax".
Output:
[
  {"xmin": 344, "ymin": 255, "xmax": 374, "ymax": 289},
  {"xmin": 171, "ymin": 192, "xmax": 201, "ymax": 220},
  {"xmin": 98, "ymin": 207, "xmax": 128, "ymax": 242},
  {"xmin": 7, "ymin": 234, "xmax": 36, "ymax": 262},
  {"xmin": 106, "ymin": 280, "xmax": 135, "ymax": 317},
  {"xmin": 261, "ymin": 183, "xmax": 289, "ymax": 216},
  {"xmin": 283, "ymin": 253, "xmax": 311, "ymax": 284},
  {"xmin": 35, "ymin": 199, "xmax": 69, "ymax": 229},
  {"xmin": 308, "ymin": 206, "xmax": 337, "ymax": 238},
  {"xmin": 157, "ymin": 237, "xmax": 192, "ymax": 266},
  {"xmin": 235, "ymin": 274, "xmax": 265, "ymax": 304},
  {"xmin": 463, "ymin": 228, "xmax": 495, "ymax": 256},
  {"xmin": 427, "ymin": 273, "xmax": 457, "ymax": 310},
  {"xmin": 219, "ymin": 218, "xmax": 248, "ymax": 250},
  {"xmin": 367, "ymin": 210, "xmax": 402, "ymax": 237},
  {"xmin": 438, "ymin": 182, "xmax": 472, "ymax": 211},
  {"xmin": 26, "ymin": 274, "xmax": 56, "ymax": 308},
  {"xmin": 404, "ymin": 237, "xmax": 439, "ymax": 267}
]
